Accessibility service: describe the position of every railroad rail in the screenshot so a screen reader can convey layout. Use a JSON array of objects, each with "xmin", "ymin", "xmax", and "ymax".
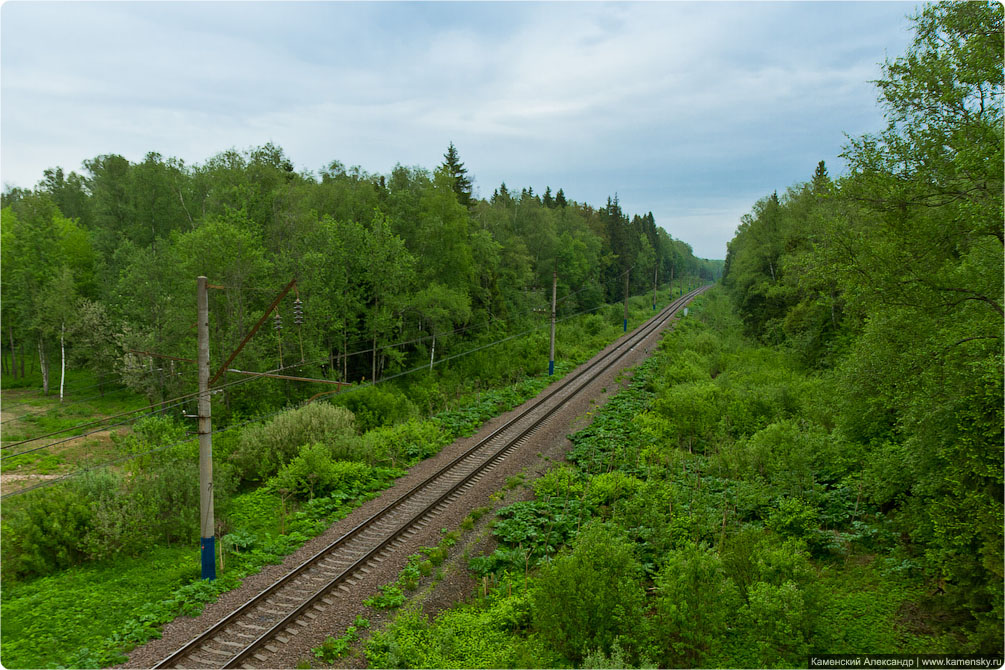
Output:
[{"xmin": 153, "ymin": 285, "xmax": 709, "ymax": 669}]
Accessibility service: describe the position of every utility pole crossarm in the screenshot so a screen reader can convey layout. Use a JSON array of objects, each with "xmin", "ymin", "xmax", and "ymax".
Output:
[{"xmin": 209, "ymin": 278, "xmax": 298, "ymax": 387}]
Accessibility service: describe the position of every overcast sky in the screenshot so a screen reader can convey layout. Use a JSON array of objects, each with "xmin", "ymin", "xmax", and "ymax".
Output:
[{"xmin": 1, "ymin": 1, "xmax": 919, "ymax": 259}]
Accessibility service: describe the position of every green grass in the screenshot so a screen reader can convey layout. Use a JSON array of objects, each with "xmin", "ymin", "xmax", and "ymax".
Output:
[
  {"xmin": 0, "ymin": 546, "xmax": 199, "ymax": 669},
  {"xmin": 2, "ymin": 388, "xmax": 145, "ymax": 442}
]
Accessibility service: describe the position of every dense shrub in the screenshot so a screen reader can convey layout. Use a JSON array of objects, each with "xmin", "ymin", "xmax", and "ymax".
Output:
[
  {"xmin": 1, "ymin": 458, "xmax": 206, "ymax": 580},
  {"xmin": 230, "ymin": 402, "xmax": 357, "ymax": 481},
  {"xmin": 359, "ymin": 418, "xmax": 450, "ymax": 468},
  {"xmin": 270, "ymin": 443, "xmax": 375, "ymax": 500},
  {"xmin": 531, "ymin": 523, "xmax": 648, "ymax": 663},
  {"xmin": 333, "ymin": 385, "xmax": 418, "ymax": 432},
  {"xmin": 113, "ymin": 414, "xmax": 186, "ymax": 455},
  {"xmin": 653, "ymin": 543, "xmax": 742, "ymax": 668},
  {"xmin": 2, "ymin": 477, "xmax": 97, "ymax": 579}
]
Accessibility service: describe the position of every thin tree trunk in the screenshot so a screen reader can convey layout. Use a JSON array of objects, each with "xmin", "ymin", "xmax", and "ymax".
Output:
[
  {"xmin": 430, "ymin": 332, "xmax": 436, "ymax": 371},
  {"xmin": 328, "ymin": 337, "xmax": 335, "ymax": 379},
  {"xmin": 371, "ymin": 331, "xmax": 377, "ymax": 382},
  {"xmin": 8, "ymin": 327, "xmax": 15, "ymax": 378},
  {"xmin": 38, "ymin": 337, "xmax": 49, "ymax": 395},
  {"xmin": 59, "ymin": 323, "xmax": 66, "ymax": 402},
  {"xmin": 19, "ymin": 342, "xmax": 25, "ymax": 377}
]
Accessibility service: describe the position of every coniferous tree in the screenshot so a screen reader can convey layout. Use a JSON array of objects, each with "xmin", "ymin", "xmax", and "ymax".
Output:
[
  {"xmin": 811, "ymin": 160, "xmax": 829, "ymax": 193},
  {"xmin": 440, "ymin": 142, "xmax": 473, "ymax": 208}
]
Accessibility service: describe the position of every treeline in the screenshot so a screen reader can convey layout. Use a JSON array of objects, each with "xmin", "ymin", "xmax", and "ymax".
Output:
[
  {"xmin": 723, "ymin": 1, "xmax": 1002, "ymax": 647},
  {"xmin": 0, "ymin": 142, "xmax": 720, "ymax": 416}
]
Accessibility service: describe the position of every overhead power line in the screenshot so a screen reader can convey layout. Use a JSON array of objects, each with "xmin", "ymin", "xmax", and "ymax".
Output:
[{"xmin": 0, "ymin": 289, "xmax": 675, "ymax": 498}]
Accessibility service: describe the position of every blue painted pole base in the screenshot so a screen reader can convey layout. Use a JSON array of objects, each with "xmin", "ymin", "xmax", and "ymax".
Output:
[
  {"xmin": 623, "ymin": 318, "xmax": 628, "ymax": 332},
  {"xmin": 201, "ymin": 536, "xmax": 217, "ymax": 580},
  {"xmin": 548, "ymin": 360, "xmax": 554, "ymax": 376}
]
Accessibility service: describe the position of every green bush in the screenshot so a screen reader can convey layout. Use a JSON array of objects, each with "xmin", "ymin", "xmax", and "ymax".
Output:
[
  {"xmin": 584, "ymin": 471, "xmax": 643, "ymax": 509},
  {"xmin": 360, "ymin": 418, "xmax": 449, "ymax": 468},
  {"xmin": 653, "ymin": 543, "xmax": 742, "ymax": 667},
  {"xmin": 648, "ymin": 381, "xmax": 721, "ymax": 453},
  {"xmin": 230, "ymin": 402, "xmax": 357, "ymax": 481},
  {"xmin": 766, "ymin": 497, "xmax": 820, "ymax": 541},
  {"xmin": 531, "ymin": 523, "xmax": 648, "ymax": 663},
  {"xmin": 1, "ymin": 456, "xmax": 214, "ymax": 581},
  {"xmin": 113, "ymin": 414, "xmax": 187, "ymax": 455},
  {"xmin": 2, "ymin": 478, "xmax": 96, "ymax": 580},
  {"xmin": 733, "ymin": 580, "xmax": 813, "ymax": 667},
  {"xmin": 135, "ymin": 456, "xmax": 202, "ymax": 546},
  {"xmin": 334, "ymin": 385, "xmax": 418, "ymax": 432},
  {"xmin": 270, "ymin": 444, "xmax": 374, "ymax": 501}
]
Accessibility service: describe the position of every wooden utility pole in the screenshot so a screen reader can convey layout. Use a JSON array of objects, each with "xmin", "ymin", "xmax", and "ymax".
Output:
[
  {"xmin": 197, "ymin": 276, "xmax": 216, "ymax": 581},
  {"xmin": 623, "ymin": 268, "xmax": 630, "ymax": 332},
  {"xmin": 549, "ymin": 267, "xmax": 557, "ymax": 375}
]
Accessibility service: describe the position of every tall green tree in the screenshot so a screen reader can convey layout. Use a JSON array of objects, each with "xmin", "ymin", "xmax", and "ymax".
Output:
[{"xmin": 440, "ymin": 141, "xmax": 473, "ymax": 208}]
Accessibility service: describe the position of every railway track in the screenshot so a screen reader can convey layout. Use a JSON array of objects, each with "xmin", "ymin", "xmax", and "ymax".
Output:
[{"xmin": 153, "ymin": 285, "xmax": 709, "ymax": 669}]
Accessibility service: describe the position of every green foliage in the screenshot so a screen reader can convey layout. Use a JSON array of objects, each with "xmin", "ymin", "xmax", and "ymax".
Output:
[
  {"xmin": 470, "ymin": 498, "xmax": 584, "ymax": 577},
  {"xmin": 359, "ymin": 418, "xmax": 450, "ymax": 468},
  {"xmin": 433, "ymin": 376, "xmax": 550, "ymax": 438},
  {"xmin": 230, "ymin": 402, "xmax": 357, "ymax": 482},
  {"xmin": 372, "ymin": 285, "xmax": 967, "ymax": 668},
  {"xmin": 314, "ymin": 625, "xmax": 362, "ymax": 663},
  {"xmin": 269, "ymin": 443, "xmax": 375, "ymax": 501},
  {"xmin": 334, "ymin": 385, "xmax": 418, "ymax": 433},
  {"xmin": 531, "ymin": 523, "xmax": 648, "ymax": 663},
  {"xmin": 0, "ymin": 546, "xmax": 238, "ymax": 670},
  {"xmin": 1, "ymin": 476, "xmax": 96, "ymax": 580},
  {"xmin": 720, "ymin": 1, "xmax": 1003, "ymax": 648},
  {"xmin": 1, "ymin": 458, "xmax": 204, "ymax": 581},
  {"xmin": 364, "ymin": 583, "xmax": 407, "ymax": 610},
  {"xmin": 653, "ymin": 543, "xmax": 742, "ymax": 667},
  {"xmin": 113, "ymin": 414, "xmax": 186, "ymax": 455},
  {"xmin": 365, "ymin": 594, "xmax": 561, "ymax": 670}
]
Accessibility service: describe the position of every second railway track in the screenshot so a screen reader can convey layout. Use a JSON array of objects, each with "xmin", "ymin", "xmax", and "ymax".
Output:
[{"xmin": 152, "ymin": 285, "xmax": 709, "ymax": 669}]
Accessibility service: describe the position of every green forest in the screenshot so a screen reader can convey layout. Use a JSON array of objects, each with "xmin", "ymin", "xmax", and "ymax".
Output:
[
  {"xmin": 0, "ymin": 2, "xmax": 1001, "ymax": 669},
  {"xmin": 1, "ymin": 137, "xmax": 719, "ymax": 415}
]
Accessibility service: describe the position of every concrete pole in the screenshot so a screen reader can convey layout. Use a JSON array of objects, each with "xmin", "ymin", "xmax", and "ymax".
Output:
[
  {"xmin": 549, "ymin": 267, "xmax": 557, "ymax": 375},
  {"xmin": 623, "ymin": 268, "xmax": 630, "ymax": 332},
  {"xmin": 197, "ymin": 276, "xmax": 216, "ymax": 580},
  {"xmin": 653, "ymin": 264, "xmax": 658, "ymax": 311}
]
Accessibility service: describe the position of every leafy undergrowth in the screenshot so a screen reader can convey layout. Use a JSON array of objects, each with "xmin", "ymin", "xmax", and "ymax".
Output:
[
  {"xmin": 313, "ymin": 615, "xmax": 371, "ymax": 663},
  {"xmin": 366, "ymin": 290, "xmax": 963, "ymax": 669},
  {"xmin": 0, "ymin": 546, "xmax": 204, "ymax": 669},
  {"xmin": 0, "ymin": 366, "xmax": 581, "ymax": 669}
]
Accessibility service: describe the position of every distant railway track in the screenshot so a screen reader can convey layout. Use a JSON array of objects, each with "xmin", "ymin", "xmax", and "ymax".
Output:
[{"xmin": 153, "ymin": 285, "xmax": 709, "ymax": 669}]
